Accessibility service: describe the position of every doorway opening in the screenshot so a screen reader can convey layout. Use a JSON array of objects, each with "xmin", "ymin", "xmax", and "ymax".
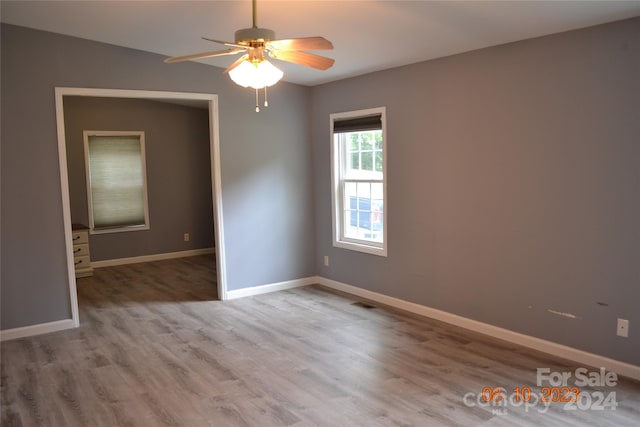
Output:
[{"xmin": 55, "ymin": 88, "xmax": 228, "ymax": 327}]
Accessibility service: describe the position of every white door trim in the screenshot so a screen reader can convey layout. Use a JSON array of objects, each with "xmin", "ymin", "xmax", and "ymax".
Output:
[{"xmin": 54, "ymin": 87, "xmax": 228, "ymax": 328}]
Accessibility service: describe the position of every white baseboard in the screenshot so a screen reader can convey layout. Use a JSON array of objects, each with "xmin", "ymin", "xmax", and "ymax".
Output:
[
  {"xmin": 316, "ymin": 276, "xmax": 640, "ymax": 381},
  {"xmin": 226, "ymin": 277, "xmax": 317, "ymax": 300},
  {"xmin": 91, "ymin": 248, "xmax": 215, "ymax": 268},
  {"xmin": 0, "ymin": 319, "xmax": 76, "ymax": 342}
]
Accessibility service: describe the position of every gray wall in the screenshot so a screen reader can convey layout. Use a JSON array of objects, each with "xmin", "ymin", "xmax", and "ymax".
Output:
[
  {"xmin": 1, "ymin": 23, "xmax": 315, "ymax": 329},
  {"xmin": 64, "ymin": 96, "xmax": 214, "ymax": 261},
  {"xmin": 311, "ymin": 18, "xmax": 640, "ymax": 365}
]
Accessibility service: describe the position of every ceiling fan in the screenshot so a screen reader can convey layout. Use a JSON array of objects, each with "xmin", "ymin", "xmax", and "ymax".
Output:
[{"xmin": 164, "ymin": 0, "xmax": 335, "ymax": 111}]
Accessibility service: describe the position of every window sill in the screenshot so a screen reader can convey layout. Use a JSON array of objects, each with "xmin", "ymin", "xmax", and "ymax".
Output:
[
  {"xmin": 90, "ymin": 224, "xmax": 150, "ymax": 235},
  {"xmin": 333, "ymin": 239, "xmax": 387, "ymax": 257}
]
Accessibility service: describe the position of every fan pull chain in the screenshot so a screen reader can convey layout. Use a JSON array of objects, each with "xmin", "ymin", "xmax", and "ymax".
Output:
[
  {"xmin": 253, "ymin": 87, "xmax": 271, "ymax": 112},
  {"xmin": 255, "ymin": 88, "xmax": 260, "ymax": 112}
]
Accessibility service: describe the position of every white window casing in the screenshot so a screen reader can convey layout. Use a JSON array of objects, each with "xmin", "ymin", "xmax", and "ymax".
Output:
[{"xmin": 330, "ymin": 107, "xmax": 387, "ymax": 256}]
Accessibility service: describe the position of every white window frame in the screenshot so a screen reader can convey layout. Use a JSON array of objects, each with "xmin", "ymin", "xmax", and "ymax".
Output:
[
  {"xmin": 83, "ymin": 130, "xmax": 150, "ymax": 234},
  {"xmin": 330, "ymin": 107, "xmax": 387, "ymax": 256}
]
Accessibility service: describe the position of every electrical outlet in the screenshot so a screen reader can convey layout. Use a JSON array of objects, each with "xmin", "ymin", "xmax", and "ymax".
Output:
[
  {"xmin": 617, "ymin": 318, "xmax": 629, "ymax": 338},
  {"xmin": 324, "ymin": 255, "xmax": 329, "ymax": 267},
  {"xmin": 184, "ymin": 233, "xmax": 190, "ymax": 242}
]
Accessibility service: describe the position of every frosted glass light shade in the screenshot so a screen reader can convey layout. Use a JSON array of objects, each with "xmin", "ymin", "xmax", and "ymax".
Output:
[{"xmin": 229, "ymin": 59, "xmax": 283, "ymax": 89}]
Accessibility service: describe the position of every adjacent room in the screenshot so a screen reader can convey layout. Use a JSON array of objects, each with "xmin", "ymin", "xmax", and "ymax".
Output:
[
  {"xmin": 63, "ymin": 95, "xmax": 216, "ymax": 270},
  {"xmin": 1, "ymin": 1, "xmax": 639, "ymax": 426}
]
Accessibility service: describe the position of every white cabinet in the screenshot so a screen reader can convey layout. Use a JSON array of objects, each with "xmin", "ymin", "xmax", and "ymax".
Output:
[{"xmin": 72, "ymin": 225, "xmax": 93, "ymax": 278}]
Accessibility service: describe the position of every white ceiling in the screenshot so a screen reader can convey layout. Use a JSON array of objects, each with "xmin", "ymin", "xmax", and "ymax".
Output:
[{"xmin": 2, "ymin": 1, "xmax": 639, "ymax": 86}]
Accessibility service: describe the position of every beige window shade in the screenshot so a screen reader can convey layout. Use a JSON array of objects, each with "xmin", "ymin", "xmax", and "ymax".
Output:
[{"xmin": 85, "ymin": 133, "xmax": 148, "ymax": 230}]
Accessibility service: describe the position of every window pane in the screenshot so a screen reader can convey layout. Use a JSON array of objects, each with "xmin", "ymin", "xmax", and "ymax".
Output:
[
  {"xmin": 361, "ymin": 152, "xmax": 373, "ymax": 171},
  {"xmin": 344, "ymin": 209, "xmax": 358, "ymax": 239},
  {"xmin": 344, "ymin": 182, "xmax": 357, "ymax": 235},
  {"xmin": 356, "ymin": 182, "xmax": 373, "ymax": 238},
  {"xmin": 349, "ymin": 134, "xmax": 359, "ymax": 151},
  {"xmin": 361, "ymin": 132, "xmax": 373, "ymax": 150},
  {"xmin": 87, "ymin": 134, "xmax": 147, "ymax": 229},
  {"xmin": 375, "ymin": 132, "xmax": 382, "ymax": 150},
  {"xmin": 342, "ymin": 130, "xmax": 383, "ymax": 180},
  {"xmin": 371, "ymin": 182, "xmax": 383, "ymax": 200},
  {"xmin": 375, "ymin": 150, "xmax": 383, "ymax": 172},
  {"xmin": 343, "ymin": 181, "xmax": 385, "ymax": 242},
  {"xmin": 371, "ymin": 182, "xmax": 384, "ymax": 241},
  {"xmin": 350, "ymin": 153, "xmax": 359, "ymax": 170},
  {"xmin": 357, "ymin": 182, "xmax": 371, "ymax": 199},
  {"xmin": 344, "ymin": 181, "xmax": 357, "ymax": 200}
]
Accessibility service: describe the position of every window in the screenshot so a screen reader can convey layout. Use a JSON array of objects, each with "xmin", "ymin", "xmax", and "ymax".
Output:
[
  {"xmin": 331, "ymin": 107, "xmax": 387, "ymax": 256},
  {"xmin": 83, "ymin": 131, "xmax": 150, "ymax": 234}
]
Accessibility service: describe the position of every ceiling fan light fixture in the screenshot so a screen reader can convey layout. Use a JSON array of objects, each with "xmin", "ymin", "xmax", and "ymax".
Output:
[
  {"xmin": 228, "ymin": 58, "xmax": 283, "ymax": 89},
  {"xmin": 165, "ymin": 0, "xmax": 333, "ymax": 111}
]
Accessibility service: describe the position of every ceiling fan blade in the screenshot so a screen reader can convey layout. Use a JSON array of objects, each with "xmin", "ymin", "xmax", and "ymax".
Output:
[
  {"xmin": 202, "ymin": 37, "xmax": 246, "ymax": 48},
  {"xmin": 164, "ymin": 47, "xmax": 245, "ymax": 64},
  {"xmin": 270, "ymin": 50, "xmax": 335, "ymax": 70},
  {"xmin": 224, "ymin": 54, "xmax": 250, "ymax": 74},
  {"xmin": 269, "ymin": 37, "xmax": 333, "ymax": 51}
]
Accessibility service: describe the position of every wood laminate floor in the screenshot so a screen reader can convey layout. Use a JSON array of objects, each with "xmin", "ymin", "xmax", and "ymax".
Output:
[{"xmin": 2, "ymin": 255, "xmax": 639, "ymax": 426}]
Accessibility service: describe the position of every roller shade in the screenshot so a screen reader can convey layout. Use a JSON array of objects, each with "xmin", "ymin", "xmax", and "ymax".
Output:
[
  {"xmin": 333, "ymin": 114, "xmax": 382, "ymax": 133},
  {"xmin": 87, "ymin": 134, "xmax": 147, "ymax": 229}
]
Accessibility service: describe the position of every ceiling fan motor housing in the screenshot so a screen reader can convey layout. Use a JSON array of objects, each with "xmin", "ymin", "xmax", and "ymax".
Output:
[{"xmin": 235, "ymin": 27, "xmax": 276, "ymax": 45}]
